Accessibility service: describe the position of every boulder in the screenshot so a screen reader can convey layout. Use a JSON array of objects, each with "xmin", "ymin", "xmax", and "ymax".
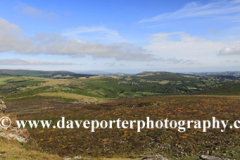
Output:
[
  {"xmin": 142, "ymin": 157, "xmax": 168, "ymax": 160},
  {"xmin": 135, "ymin": 153, "xmax": 168, "ymax": 160},
  {"xmin": 0, "ymin": 126, "xmax": 28, "ymax": 143},
  {"xmin": 199, "ymin": 155, "xmax": 233, "ymax": 160}
]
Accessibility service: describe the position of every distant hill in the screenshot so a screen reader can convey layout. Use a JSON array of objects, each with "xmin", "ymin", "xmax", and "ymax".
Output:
[
  {"xmin": 0, "ymin": 69, "xmax": 74, "ymax": 77},
  {"xmin": 136, "ymin": 71, "xmax": 173, "ymax": 76},
  {"xmin": 0, "ymin": 69, "xmax": 92, "ymax": 78},
  {"xmin": 189, "ymin": 71, "xmax": 240, "ymax": 77},
  {"xmin": 75, "ymin": 70, "xmax": 112, "ymax": 75}
]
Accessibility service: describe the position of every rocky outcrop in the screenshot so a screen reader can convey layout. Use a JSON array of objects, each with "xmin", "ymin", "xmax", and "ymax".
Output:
[
  {"xmin": 135, "ymin": 154, "xmax": 233, "ymax": 160},
  {"xmin": 63, "ymin": 156, "xmax": 82, "ymax": 160},
  {"xmin": 198, "ymin": 155, "xmax": 233, "ymax": 160},
  {"xmin": 135, "ymin": 153, "xmax": 169, "ymax": 160},
  {"xmin": 0, "ymin": 125, "xmax": 28, "ymax": 143},
  {"xmin": 142, "ymin": 157, "xmax": 168, "ymax": 160}
]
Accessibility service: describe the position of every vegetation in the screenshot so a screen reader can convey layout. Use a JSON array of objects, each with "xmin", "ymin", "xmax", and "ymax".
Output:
[
  {"xmin": 6, "ymin": 96, "xmax": 240, "ymax": 159},
  {"xmin": 0, "ymin": 137, "xmax": 61, "ymax": 160},
  {"xmin": 198, "ymin": 83, "xmax": 240, "ymax": 95},
  {"xmin": 0, "ymin": 69, "xmax": 92, "ymax": 78},
  {"xmin": 1, "ymin": 71, "xmax": 240, "ymax": 100},
  {"xmin": 2, "ymin": 70, "xmax": 240, "ymax": 159}
]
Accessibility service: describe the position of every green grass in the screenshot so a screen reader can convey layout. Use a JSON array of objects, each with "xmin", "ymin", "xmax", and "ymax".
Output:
[
  {"xmin": 199, "ymin": 83, "xmax": 240, "ymax": 95},
  {"xmin": 2, "ymin": 72, "xmax": 240, "ymax": 101}
]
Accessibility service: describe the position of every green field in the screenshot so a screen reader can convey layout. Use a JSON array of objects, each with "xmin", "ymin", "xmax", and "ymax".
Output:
[{"xmin": 1, "ymin": 71, "xmax": 239, "ymax": 101}]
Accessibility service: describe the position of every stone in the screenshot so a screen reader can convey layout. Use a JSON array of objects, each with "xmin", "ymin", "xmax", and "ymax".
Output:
[
  {"xmin": 135, "ymin": 154, "xmax": 168, "ymax": 160},
  {"xmin": 62, "ymin": 156, "xmax": 82, "ymax": 160},
  {"xmin": 73, "ymin": 156, "xmax": 82, "ymax": 159},
  {"xmin": 0, "ymin": 152, "xmax": 6, "ymax": 156},
  {"xmin": 0, "ymin": 126, "xmax": 28, "ymax": 143},
  {"xmin": 142, "ymin": 158, "xmax": 168, "ymax": 160},
  {"xmin": 200, "ymin": 155, "xmax": 222, "ymax": 160},
  {"xmin": 8, "ymin": 133, "xmax": 28, "ymax": 143}
]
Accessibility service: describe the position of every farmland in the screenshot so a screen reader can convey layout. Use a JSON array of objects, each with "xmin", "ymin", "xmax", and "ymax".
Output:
[{"xmin": 1, "ymin": 71, "xmax": 240, "ymax": 101}]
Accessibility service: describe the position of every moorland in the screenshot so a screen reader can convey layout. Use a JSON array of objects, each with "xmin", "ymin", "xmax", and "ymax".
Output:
[{"xmin": 1, "ymin": 69, "xmax": 240, "ymax": 159}]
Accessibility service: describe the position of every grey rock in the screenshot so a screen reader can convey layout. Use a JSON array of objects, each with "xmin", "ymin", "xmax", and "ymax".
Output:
[
  {"xmin": 200, "ymin": 155, "xmax": 222, "ymax": 160},
  {"xmin": 62, "ymin": 156, "xmax": 82, "ymax": 160},
  {"xmin": 142, "ymin": 158, "xmax": 168, "ymax": 160},
  {"xmin": 0, "ymin": 152, "xmax": 6, "ymax": 156},
  {"xmin": 0, "ymin": 127, "xmax": 28, "ymax": 143},
  {"xmin": 136, "ymin": 154, "xmax": 168, "ymax": 160},
  {"xmin": 8, "ymin": 133, "xmax": 28, "ymax": 143}
]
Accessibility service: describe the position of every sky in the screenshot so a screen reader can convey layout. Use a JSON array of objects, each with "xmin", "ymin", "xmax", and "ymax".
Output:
[{"xmin": 0, "ymin": 0, "xmax": 240, "ymax": 73}]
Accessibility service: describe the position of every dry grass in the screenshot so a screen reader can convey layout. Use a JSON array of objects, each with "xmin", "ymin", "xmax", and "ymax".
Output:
[
  {"xmin": 37, "ymin": 92, "xmax": 92, "ymax": 99},
  {"xmin": 159, "ymin": 80, "xmax": 169, "ymax": 84},
  {"xmin": 21, "ymin": 78, "xmax": 84, "ymax": 91},
  {"xmin": 36, "ymin": 92, "xmax": 108, "ymax": 103},
  {"xmin": 0, "ymin": 138, "xmax": 61, "ymax": 160},
  {"xmin": 23, "ymin": 79, "xmax": 72, "ymax": 90},
  {"xmin": 91, "ymin": 158, "xmax": 141, "ymax": 160},
  {"xmin": 108, "ymin": 76, "xmax": 121, "ymax": 79},
  {"xmin": 89, "ymin": 76, "xmax": 103, "ymax": 79},
  {"xmin": 192, "ymin": 95, "xmax": 240, "ymax": 99},
  {"xmin": 0, "ymin": 135, "xmax": 142, "ymax": 160},
  {"xmin": 0, "ymin": 114, "xmax": 61, "ymax": 160}
]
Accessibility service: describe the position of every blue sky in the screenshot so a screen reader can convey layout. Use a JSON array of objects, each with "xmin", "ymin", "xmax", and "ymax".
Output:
[{"xmin": 0, "ymin": 0, "xmax": 240, "ymax": 73}]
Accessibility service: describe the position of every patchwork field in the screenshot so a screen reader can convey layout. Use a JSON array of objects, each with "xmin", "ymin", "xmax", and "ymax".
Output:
[{"xmin": 1, "ymin": 71, "xmax": 240, "ymax": 100}]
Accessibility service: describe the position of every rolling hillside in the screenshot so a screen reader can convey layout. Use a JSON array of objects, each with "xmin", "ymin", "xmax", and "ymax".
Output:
[
  {"xmin": 0, "ymin": 69, "xmax": 92, "ymax": 78},
  {"xmin": 198, "ymin": 83, "xmax": 240, "ymax": 95}
]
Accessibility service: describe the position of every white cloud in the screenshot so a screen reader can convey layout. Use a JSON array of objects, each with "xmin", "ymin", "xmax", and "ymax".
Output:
[
  {"xmin": 63, "ymin": 26, "xmax": 126, "ymax": 43},
  {"xmin": 139, "ymin": 0, "xmax": 240, "ymax": 23},
  {"xmin": 0, "ymin": 59, "xmax": 74, "ymax": 65},
  {"xmin": 0, "ymin": 18, "xmax": 153, "ymax": 61},
  {"xmin": 219, "ymin": 47, "xmax": 240, "ymax": 55},
  {"xmin": 0, "ymin": 18, "xmax": 33, "ymax": 53},
  {"xmin": 144, "ymin": 32, "xmax": 240, "ymax": 65},
  {"xmin": 15, "ymin": 2, "xmax": 57, "ymax": 20},
  {"xmin": 145, "ymin": 32, "xmax": 221, "ymax": 57}
]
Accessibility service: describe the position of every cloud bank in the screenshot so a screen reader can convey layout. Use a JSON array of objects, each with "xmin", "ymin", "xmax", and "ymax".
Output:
[
  {"xmin": 0, "ymin": 59, "xmax": 74, "ymax": 65},
  {"xmin": 144, "ymin": 32, "xmax": 240, "ymax": 65},
  {"xmin": 219, "ymin": 47, "xmax": 240, "ymax": 55},
  {"xmin": 0, "ymin": 18, "xmax": 153, "ymax": 61}
]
